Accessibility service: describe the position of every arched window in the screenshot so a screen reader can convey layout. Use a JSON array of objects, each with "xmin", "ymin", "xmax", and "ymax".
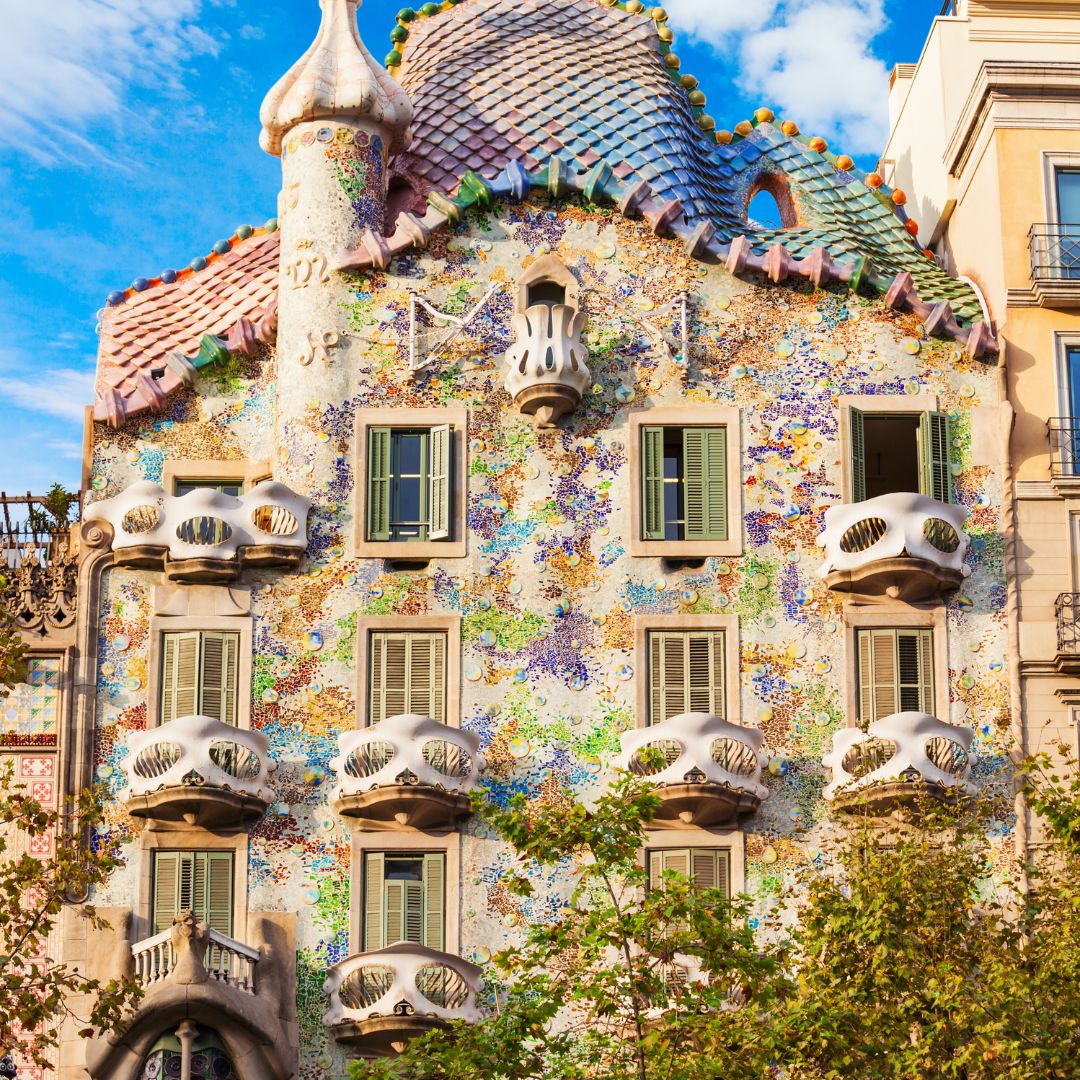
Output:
[
  {"xmin": 140, "ymin": 1027, "xmax": 238, "ymax": 1079},
  {"xmin": 526, "ymin": 279, "xmax": 568, "ymax": 309},
  {"xmin": 745, "ymin": 174, "xmax": 799, "ymax": 230},
  {"xmin": 748, "ymin": 189, "xmax": 784, "ymax": 229},
  {"xmin": 514, "ymin": 255, "xmax": 580, "ymax": 317}
]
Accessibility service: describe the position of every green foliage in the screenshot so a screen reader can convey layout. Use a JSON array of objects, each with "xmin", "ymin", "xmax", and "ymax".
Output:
[{"xmin": 26, "ymin": 483, "xmax": 76, "ymax": 533}]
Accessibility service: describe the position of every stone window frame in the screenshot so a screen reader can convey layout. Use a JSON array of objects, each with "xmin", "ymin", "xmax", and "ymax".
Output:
[
  {"xmin": 843, "ymin": 603, "xmax": 950, "ymax": 727},
  {"xmin": 1041, "ymin": 150, "xmax": 1080, "ymax": 225},
  {"xmin": 349, "ymin": 831, "xmax": 462, "ymax": 957},
  {"xmin": 355, "ymin": 613, "xmax": 462, "ymax": 729},
  {"xmin": 627, "ymin": 407, "xmax": 743, "ymax": 559},
  {"xmin": 514, "ymin": 254, "xmax": 581, "ymax": 316},
  {"xmin": 354, "ymin": 407, "xmax": 469, "ymax": 560},
  {"xmin": 836, "ymin": 393, "xmax": 941, "ymax": 504},
  {"xmin": 162, "ymin": 458, "xmax": 274, "ymax": 495},
  {"xmin": 642, "ymin": 827, "xmax": 746, "ymax": 897},
  {"xmin": 633, "ymin": 613, "xmax": 742, "ymax": 730}
]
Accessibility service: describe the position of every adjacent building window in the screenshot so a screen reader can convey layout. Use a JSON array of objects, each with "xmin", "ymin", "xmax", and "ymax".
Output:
[
  {"xmin": 152, "ymin": 850, "xmax": 234, "ymax": 935},
  {"xmin": 848, "ymin": 408, "xmax": 952, "ymax": 503},
  {"xmin": 647, "ymin": 848, "xmax": 731, "ymax": 898},
  {"xmin": 368, "ymin": 631, "xmax": 447, "ymax": 725},
  {"xmin": 641, "ymin": 426, "xmax": 728, "ymax": 541},
  {"xmin": 367, "ymin": 426, "xmax": 452, "ymax": 543},
  {"xmin": 647, "ymin": 630, "xmax": 726, "ymax": 724},
  {"xmin": 1055, "ymin": 168, "xmax": 1080, "ymax": 279},
  {"xmin": 362, "ymin": 851, "xmax": 445, "ymax": 952},
  {"xmin": 856, "ymin": 628, "xmax": 935, "ymax": 725},
  {"xmin": 160, "ymin": 631, "xmax": 239, "ymax": 726}
]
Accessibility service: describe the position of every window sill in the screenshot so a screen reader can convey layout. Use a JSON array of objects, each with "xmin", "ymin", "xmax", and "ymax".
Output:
[
  {"xmin": 355, "ymin": 539, "xmax": 467, "ymax": 560},
  {"xmin": 628, "ymin": 538, "xmax": 742, "ymax": 559}
]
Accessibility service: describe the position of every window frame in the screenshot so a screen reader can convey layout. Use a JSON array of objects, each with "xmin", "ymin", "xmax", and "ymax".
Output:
[
  {"xmin": 642, "ymin": 828, "xmax": 745, "ymax": 894},
  {"xmin": 360, "ymin": 849, "xmax": 446, "ymax": 953},
  {"xmin": 629, "ymin": 408, "xmax": 742, "ymax": 558},
  {"xmin": 854, "ymin": 626, "xmax": 936, "ymax": 725},
  {"xmin": 162, "ymin": 458, "xmax": 273, "ymax": 496},
  {"xmin": 368, "ymin": 628, "xmax": 450, "ymax": 727},
  {"xmin": 355, "ymin": 407, "xmax": 468, "ymax": 560}
]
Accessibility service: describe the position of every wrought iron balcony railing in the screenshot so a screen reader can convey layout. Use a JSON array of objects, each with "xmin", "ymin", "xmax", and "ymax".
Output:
[
  {"xmin": 1030, "ymin": 224, "xmax": 1080, "ymax": 282},
  {"xmin": 1057, "ymin": 592, "xmax": 1080, "ymax": 656},
  {"xmin": 1048, "ymin": 419, "xmax": 1080, "ymax": 479}
]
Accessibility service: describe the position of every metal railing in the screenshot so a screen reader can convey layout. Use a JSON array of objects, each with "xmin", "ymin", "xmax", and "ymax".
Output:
[
  {"xmin": 0, "ymin": 491, "xmax": 79, "ymax": 570},
  {"xmin": 1047, "ymin": 419, "xmax": 1080, "ymax": 478},
  {"xmin": 1030, "ymin": 224, "xmax": 1080, "ymax": 282},
  {"xmin": 1057, "ymin": 593, "xmax": 1080, "ymax": 653}
]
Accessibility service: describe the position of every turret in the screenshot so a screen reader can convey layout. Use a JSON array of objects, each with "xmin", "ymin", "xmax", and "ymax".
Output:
[{"xmin": 259, "ymin": 0, "xmax": 413, "ymax": 492}]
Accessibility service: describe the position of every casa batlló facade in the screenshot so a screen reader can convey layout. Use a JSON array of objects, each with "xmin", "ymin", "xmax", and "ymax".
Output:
[{"xmin": 3, "ymin": 0, "xmax": 1019, "ymax": 1076}]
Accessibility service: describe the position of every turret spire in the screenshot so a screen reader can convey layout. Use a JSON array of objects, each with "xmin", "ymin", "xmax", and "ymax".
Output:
[{"xmin": 259, "ymin": 0, "xmax": 413, "ymax": 157}]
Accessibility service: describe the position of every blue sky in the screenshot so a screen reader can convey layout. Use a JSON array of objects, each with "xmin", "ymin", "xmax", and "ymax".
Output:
[{"xmin": 0, "ymin": 0, "xmax": 940, "ymax": 495}]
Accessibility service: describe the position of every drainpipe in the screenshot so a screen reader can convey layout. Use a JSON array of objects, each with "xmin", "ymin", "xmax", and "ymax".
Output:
[{"xmin": 176, "ymin": 1019, "xmax": 199, "ymax": 1080}]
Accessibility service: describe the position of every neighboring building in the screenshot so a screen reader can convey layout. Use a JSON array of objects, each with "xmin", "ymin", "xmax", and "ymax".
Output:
[
  {"xmin": 882, "ymin": 0, "xmax": 1080, "ymax": 852},
  {"xmin": 4, "ymin": 0, "xmax": 1017, "ymax": 1076}
]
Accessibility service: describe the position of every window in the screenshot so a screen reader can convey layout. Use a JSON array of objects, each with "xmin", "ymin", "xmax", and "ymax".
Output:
[
  {"xmin": 526, "ymin": 279, "xmax": 567, "ymax": 309},
  {"xmin": 175, "ymin": 480, "xmax": 243, "ymax": 497},
  {"xmin": 160, "ymin": 631, "xmax": 239, "ymax": 726},
  {"xmin": 848, "ymin": 409, "xmax": 952, "ymax": 503},
  {"xmin": 362, "ymin": 851, "xmax": 445, "ymax": 952},
  {"xmin": 641, "ymin": 426, "xmax": 728, "ymax": 541},
  {"xmin": 367, "ymin": 426, "xmax": 452, "ymax": 543},
  {"xmin": 856, "ymin": 628, "xmax": 934, "ymax": 725},
  {"xmin": 1055, "ymin": 169, "xmax": 1080, "ymax": 280},
  {"xmin": 647, "ymin": 630, "xmax": 725, "ymax": 724},
  {"xmin": 748, "ymin": 189, "xmax": 783, "ymax": 229},
  {"xmin": 152, "ymin": 850, "xmax": 233, "ymax": 935},
  {"xmin": 369, "ymin": 631, "xmax": 447, "ymax": 725},
  {"xmin": 647, "ymin": 848, "xmax": 730, "ymax": 898}
]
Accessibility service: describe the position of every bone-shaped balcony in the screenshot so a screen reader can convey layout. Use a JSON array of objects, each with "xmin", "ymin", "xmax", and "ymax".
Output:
[
  {"xmin": 616, "ymin": 712, "xmax": 768, "ymax": 827},
  {"xmin": 329, "ymin": 714, "xmax": 483, "ymax": 830},
  {"xmin": 324, "ymin": 943, "xmax": 482, "ymax": 1057},
  {"xmin": 816, "ymin": 493, "xmax": 970, "ymax": 602},
  {"xmin": 823, "ymin": 712, "xmax": 977, "ymax": 813},
  {"xmin": 84, "ymin": 480, "xmax": 310, "ymax": 582},
  {"xmin": 124, "ymin": 715, "xmax": 276, "ymax": 827}
]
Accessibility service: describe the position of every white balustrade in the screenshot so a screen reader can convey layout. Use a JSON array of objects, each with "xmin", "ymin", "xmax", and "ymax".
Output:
[
  {"xmin": 823, "ymin": 711, "xmax": 977, "ymax": 801},
  {"xmin": 329, "ymin": 714, "xmax": 483, "ymax": 798},
  {"xmin": 324, "ymin": 944, "xmax": 482, "ymax": 1027},
  {"xmin": 131, "ymin": 927, "xmax": 260, "ymax": 995},
  {"xmin": 615, "ymin": 713, "xmax": 768, "ymax": 802},
  {"xmin": 124, "ymin": 715, "xmax": 276, "ymax": 803},
  {"xmin": 84, "ymin": 480, "xmax": 310, "ymax": 563}
]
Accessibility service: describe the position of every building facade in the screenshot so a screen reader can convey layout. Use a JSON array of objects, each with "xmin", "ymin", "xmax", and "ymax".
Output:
[{"xmin": 1, "ymin": 0, "xmax": 1023, "ymax": 1076}]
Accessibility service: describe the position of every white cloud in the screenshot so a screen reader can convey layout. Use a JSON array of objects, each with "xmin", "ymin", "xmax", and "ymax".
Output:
[
  {"xmin": 663, "ymin": 0, "xmax": 780, "ymax": 44},
  {"xmin": 0, "ymin": 367, "xmax": 95, "ymax": 423}
]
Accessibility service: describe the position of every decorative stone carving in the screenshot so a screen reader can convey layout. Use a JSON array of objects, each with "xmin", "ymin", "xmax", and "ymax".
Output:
[
  {"xmin": 329, "ymin": 713, "xmax": 483, "ymax": 829},
  {"xmin": 823, "ymin": 711, "xmax": 977, "ymax": 812},
  {"xmin": 504, "ymin": 304, "xmax": 591, "ymax": 428},
  {"xmin": 0, "ymin": 530, "xmax": 78, "ymax": 634},
  {"xmin": 817, "ymin": 492, "xmax": 970, "ymax": 602},
  {"xmin": 615, "ymin": 712, "xmax": 768, "ymax": 826},
  {"xmin": 170, "ymin": 910, "xmax": 211, "ymax": 985}
]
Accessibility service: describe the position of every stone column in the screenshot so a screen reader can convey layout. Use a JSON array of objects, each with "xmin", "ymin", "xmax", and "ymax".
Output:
[{"xmin": 176, "ymin": 1020, "xmax": 198, "ymax": 1080}]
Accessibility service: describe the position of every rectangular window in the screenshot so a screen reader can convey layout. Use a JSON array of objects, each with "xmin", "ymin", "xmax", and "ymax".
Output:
[
  {"xmin": 1054, "ymin": 169, "xmax": 1080, "ymax": 279},
  {"xmin": 848, "ymin": 409, "xmax": 952, "ymax": 503},
  {"xmin": 160, "ymin": 631, "xmax": 240, "ymax": 726},
  {"xmin": 362, "ymin": 851, "xmax": 445, "ymax": 952},
  {"xmin": 647, "ymin": 630, "xmax": 725, "ymax": 725},
  {"xmin": 647, "ymin": 848, "xmax": 731, "ymax": 898},
  {"xmin": 151, "ymin": 850, "xmax": 234, "ymax": 935},
  {"xmin": 174, "ymin": 479, "xmax": 244, "ymax": 497},
  {"xmin": 368, "ymin": 631, "xmax": 447, "ymax": 726},
  {"xmin": 367, "ymin": 426, "xmax": 452, "ymax": 543},
  {"xmin": 642, "ymin": 426, "xmax": 728, "ymax": 542},
  {"xmin": 856, "ymin": 628, "xmax": 935, "ymax": 725}
]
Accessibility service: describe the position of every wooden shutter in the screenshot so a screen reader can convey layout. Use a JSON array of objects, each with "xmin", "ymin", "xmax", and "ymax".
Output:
[
  {"xmin": 200, "ymin": 852, "xmax": 234, "ymax": 935},
  {"xmin": 683, "ymin": 428, "xmax": 728, "ymax": 541},
  {"xmin": 858, "ymin": 629, "xmax": 935, "ymax": 724},
  {"xmin": 160, "ymin": 632, "xmax": 200, "ymax": 726},
  {"xmin": 649, "ymin": 631, "xmax": 724, "ymax": 724},
  {"xmin": 152, "ymin": 851, "xmax": 181, "ymax": 934},
  {"xmin": 423, "ymin": 852, "xmax": 445, "ymax": 951},
  {"xmin": 428, "ymin": 425, "xmax": 452, "ymax": 541},
  {"xmin": 199, "ymin": 632, "xmax": 239, "ymax": 726},
  {"xmin": 641, "ymin": 426, "xmax": 666, "ymax": 541},
  {"xmin": 152, "ymin": 851, "xmax": 232, "ymax": 935},
  {"xmin": 897, "ymin": 629, "xmax": 935, "ymax": 714},
  {"xmin": 919, "ymin": 411, "xmax": 953, "ymax": 503},
  {"xmin": 368, "ymin": 427, "xmax": 393, "ymax": 542},
  {"xmin": 848, "ymin": 407, "xmax": 866, "ymax": 503},
  {"xmin": 370, "ymin": 632, "xmax": 446, "ymax": 725},
  {"xmin": 692, "ymin": 849, "xmax": 731, "ymax": 898},
  {"xmin": 364, "ymin": 853, "xmax": 386, "ymax": 952},
  {"xmin": 687, "ymin": 631, "xmax": 725, "ymax": 717}
]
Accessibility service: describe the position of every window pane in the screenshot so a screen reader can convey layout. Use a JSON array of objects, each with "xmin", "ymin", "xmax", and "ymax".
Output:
[
  {"xmin": 1057, "ymin": 169, "xmax": 1080, "ymax": 223},
  {"xmin": 384, "ymin": 856, "xmax": 425, "ymax": 881},
  {"xmin": 1069, "ymin": 349, "xmax": 1080, "ymax": 425},
  {"xmin": 663, "ymin": 483, "xmax": 680, "ymax": 540},
  {"xmin": 176, "ymin": 480, "xmax": 243, "ymax": 497},
  {"xmin": 396, "ymin": 433, "xmax": 425, "ymax": 476},
  {"xmin": 395, "ymin": 476, "xmax": 423, "ymax": 529}
]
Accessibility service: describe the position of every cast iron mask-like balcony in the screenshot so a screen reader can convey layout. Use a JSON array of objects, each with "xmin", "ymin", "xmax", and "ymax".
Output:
[
  {"xmin": 324, "ymin": 943, "xmax": 482, "ymax": 1057},
  {"xmin": 328, "ymin": 714, "xmax": 484, "ymax": 830},
  {"xmin": 124, "ymin": 715, "xmax": 276, "ymax": 827},
  {"xmin": 817, "ymin": 492, "xmax": 970, "ymax": 602},
  {"xmin": 823, "ymin": 712, "xmax": 976, "ymax": 813},
  {"xmin": 1028, "ymin": 224, "xmax": 1080, "ymax": 307},
  {"xmin": 615, "ymin": 712, "xmax": 768, "ymax": 827},
  {"xmin": 84, "ymin": 480, "xmax": 310, "ymax": 582}
]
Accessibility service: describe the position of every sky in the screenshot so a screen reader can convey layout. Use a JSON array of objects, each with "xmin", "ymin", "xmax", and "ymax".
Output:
[{"xmin": 0, "ymin": 0, "xmax": 942, "ymax": 495}]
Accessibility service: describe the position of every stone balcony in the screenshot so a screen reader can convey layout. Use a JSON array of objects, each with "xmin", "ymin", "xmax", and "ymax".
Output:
[
  {"xmin": 823, "ymin": 712, "xmax": 977, "ymax": 814},
  {"xmin": 816, "ymin": 492, "xmax": 970, "ymax": 603},
  {"xmin": 616, "ymin": 712, "xmax": 768, "ymax": 827},
  {"xmin": 84, "ymin": 480, "xmax": 310, "ymax": 582},
  {"xmin": 329, "ymin": 714, "xmax": 483, "ymax": 830},
  {"xmin": 324, "ymin": 943, "xmax": 482, "ymax": 1058},
  {"xmin": 124, "ymin": 715, "xmax": 276, "ymax": 827}
]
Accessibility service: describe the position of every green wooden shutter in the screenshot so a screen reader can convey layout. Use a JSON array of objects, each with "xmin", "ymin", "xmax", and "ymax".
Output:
[
  {"xmin": 364, "ymin": 853, "xmax": 386, "ymax": 952},
  {"xmin": 897, "ymin": 629, "xmax": 935, "ymax": 714},
  {"xmin": 370, "ymin": 632, "xmax": 446, "ymax": 725},
  {"xmin": 428, "ymin": 425, "xmax": 452, "ymax": 541},
  {"xmin": 683, "ymin": 428, "xmax": 728, "ymax": 541},
  {"xmin": 368, "ymin": 427, "xmax": 393, "ymax": 542},
  {"xmin": 200, "ymin": 852, "xmax": 234, "ymax": 935},
  {"xmin": 422, "ymin": 852, "xmax": 445, "ymax": 951},
  {"xmin": 849, "ymin": 408, "xmax": 867, "ymax": 503},
  {"xmin": 161, "ymin": 632, "xmax": 200, "ymax": 726},
  {"xmin": 642, "ymin": 426, "xmax": 666, "ymax": 541},
  {"xmin": 199, "ymin": 632, "xmax": 239, "ymax": 725},
  {"xmin": 649, "ymin": 632, "xmax": 688, "ymax": 724},
  {"xmin": 919, "ymin": 411, "xmax": 953, "ymax": 503},
  {"xmin": 687, "ymin": 631, "xmax": 725, "ymax": 717},
  {"xmin": 691, "ymin": 849, "xmax": 731, "ymax": 898},
  {"xmin": 152, "ymin": 851, "xmax": 181, "ymax": 934},
  {"xmin": 152, "ymin": 851, "xmax": 233, "ymax": 936},
  {"xmin": 857, "ymin": 629, "xmax": 899, "ymax": 726}
]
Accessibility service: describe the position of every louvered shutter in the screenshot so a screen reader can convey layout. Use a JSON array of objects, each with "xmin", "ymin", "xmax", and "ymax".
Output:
[
  {"xmin": 428, "ymin": 425, "xmax": 452, "ymax": 541},
  {"xmin": 368, "ymin": 427, "xmax": 393, "ymax": 542},
  {"xmin": 201, "ymin": 852, "xmax": 234, "ymax": 935},
  {"xmin": 661, "ymin": 849, "xmax": 691, "ymax": 880},
  {"xmin": 641, "ymin": 427, "xmax": 666, "ymax": 541},
  {"xmin": 370, "ymin": 633, "xmax": 447, "ymax": 725},
  {"xmin": 152, "ymin": 851, "xmax": 181, "ymax": 934},
  {"xmin": 683, "ymin": 428, "xmax": 728, "ymax": 541},
  {"xmin": 649, "ymin": 633, "xmax": 688, "ymax": 724},
  {"xmin": 897, "ymin": 629, "xmax": 935, "ymax": 714},
  {"xmin": 687, "ymin": 631, "xmax": 725, "ymax": 717},
  {"xmin": 849, "ymin": 408, "xmax": 867, "ymax": 503},
  {"xmin": 199, "ymin": 632, "xmax": 239, "ymax": 725},
  {"xmin": 364, "ymin": 853, "xmax": 385, "ymax": 952},
  {"xmin": 858, "ymin": 629, "xmax": 935, "ymax": 724},
  {"xmin": 648, "ymin": 850, "xmax": 664, "ymax": 890},
  {"xmin": 385, "ymin": 879, "xmax": 407, "ymax": 946},
  {"xmin": 691, "ymin": 849, "xmax": 731, "ymax": 898},
  {"xmin": 370, "ymin": 633, "xmax": 408, "ymax": 724},
  {"xmin": 161, "ymin": 632, "xmax": 200, "ymax": 726},
  {"xmin": 919, "ymin": 411, "xmax": 953, "ymax": 504},
  {"xmin": 423, "ymin": 852, "xmax": 445, "ymax": 951}
]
